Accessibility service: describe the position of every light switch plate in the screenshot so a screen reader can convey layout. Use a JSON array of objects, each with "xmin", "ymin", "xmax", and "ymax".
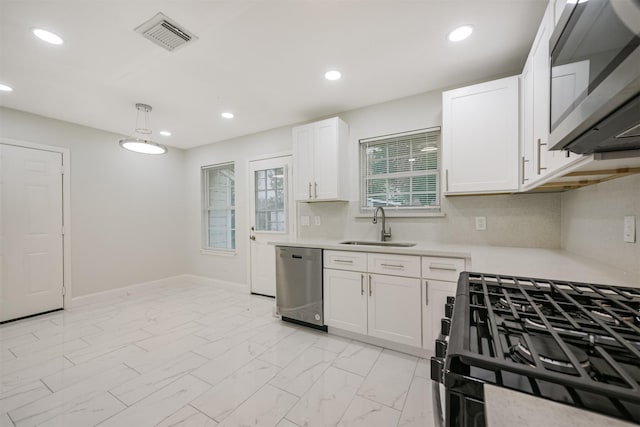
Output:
[
  {"xmin": 624, "ymin": 215, "xmax": 636, "ymax": 243},
  {"xmin": 314, "ymin": 216, "xmax": 321, "ymax": 226},
  {"xmin": 300, "ymin": 215, "xmax": 310, "ymax": 226}
]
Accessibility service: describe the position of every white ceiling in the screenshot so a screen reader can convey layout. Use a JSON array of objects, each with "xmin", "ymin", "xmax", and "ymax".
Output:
[{"xmin": 0, "ymin": 0, "xmax": 546, "ymax": 150}]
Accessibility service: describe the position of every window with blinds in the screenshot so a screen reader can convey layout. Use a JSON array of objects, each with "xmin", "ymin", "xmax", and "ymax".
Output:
[
  {"xmin": 360, "ymin": 127, "xmax": 441, "ymax": 211},
  {"xmin": 202, "ymin": 162, "xmax": 236, "ymax": 250}
]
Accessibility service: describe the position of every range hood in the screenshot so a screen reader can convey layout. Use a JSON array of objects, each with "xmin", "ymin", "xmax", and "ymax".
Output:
[{"xmin": 564, "ymin": 93, "xmax": 640, "ymax": 155}]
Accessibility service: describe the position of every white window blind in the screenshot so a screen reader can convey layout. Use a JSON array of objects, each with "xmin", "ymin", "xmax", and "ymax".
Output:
[
  {"xmin": 360, "ymin": 127, "xmax": 441, "ymax": 211},
  {"xmin": 202, "ymin": 162, "xmax": 235, "ymax": 250}
]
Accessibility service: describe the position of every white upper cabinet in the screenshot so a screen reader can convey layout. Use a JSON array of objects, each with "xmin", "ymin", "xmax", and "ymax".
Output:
[
  {"xmin": 442, "ymin": 75, "xmax": 520, "ymax": 195},
  {"xmin": 521, "ymin": 3, "xmax": 553, "ymax": 188},
  {"xmin": 520, "ymin": 1, "xmax": 582, "ymax": 190},
  {"xmin": 292, "ymin": 117, "xmax": 349, "ymax": 202}
]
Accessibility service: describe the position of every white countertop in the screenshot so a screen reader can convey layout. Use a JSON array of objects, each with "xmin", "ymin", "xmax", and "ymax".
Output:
[
  {"xmin": 484, "ymin": 385, "xmax": 637, "ymax": 427},
  {"xmin": 272, "ymin": 239, "xmax": 638, "ymax": 287}
]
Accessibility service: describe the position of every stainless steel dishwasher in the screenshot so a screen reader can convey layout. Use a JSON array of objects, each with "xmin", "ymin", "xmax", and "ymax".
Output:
[{"xmin": 275, "ymin": 246, "xmax": 325, "ymax": 330}]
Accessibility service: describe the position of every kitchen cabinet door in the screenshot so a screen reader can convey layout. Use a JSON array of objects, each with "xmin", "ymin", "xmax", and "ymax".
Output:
[
  {"xmin": 442, "ymin": 75, "xmax": 520, "ymax": 194},
  {"xmin": 521, "ymin": 58, "xmax": 535, "ymax": 187},
  {"xmin": 531, "ymin": 3, "xmax": 553, "ymax": 179},
  {"xmin": 292, "ymin": 124, "xmax": 315, "ymax": 200},
  {"xmin": 367, "ymin": 274, "xmax": 421, "ymax": 347},
  {"xmin": 422, "ymin": 279, "xmax": 457, "ymax": 349},
  {"xmin": 520, "ymin": 2, "xmax": 583, "ymax": 190},
  {"xmin": 314, "ymin": 119, "xmax": 341, "ymax": 200},
  {"xmin": 323, "ymin": 269, "xmax": 367, "ymax": 334},
  {"xmin": 292, "ymin": 117, "xmax": 348, "ymax": 202}
]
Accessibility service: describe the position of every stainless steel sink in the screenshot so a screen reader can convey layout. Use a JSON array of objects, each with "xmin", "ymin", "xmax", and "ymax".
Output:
[{"xmin": 339, "ymin": 240, "xmax": 416, "ymax": 247}]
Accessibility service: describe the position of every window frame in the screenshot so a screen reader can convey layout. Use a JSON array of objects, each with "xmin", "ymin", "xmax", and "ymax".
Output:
[
  {"xmin": 359, "ymin": 127, "xmax": 442, "ymax": 216},
  {"xmin": 253, "ymin": 166, "xmax": 288, "ymax": 234},
  {"xmin": 201, "ymin": 162, "xmax": 236, "ymax": 252}
]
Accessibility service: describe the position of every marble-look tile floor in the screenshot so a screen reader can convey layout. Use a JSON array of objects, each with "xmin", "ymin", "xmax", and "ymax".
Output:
[{"xmin": 0, "ymin": 281, "xmax": 435, "ymax": 427}]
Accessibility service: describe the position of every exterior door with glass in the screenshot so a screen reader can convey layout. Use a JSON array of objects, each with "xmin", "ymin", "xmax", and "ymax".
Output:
[{"xmin": 249, "ymin": 156, "xmax": 294, "ymax": 297}]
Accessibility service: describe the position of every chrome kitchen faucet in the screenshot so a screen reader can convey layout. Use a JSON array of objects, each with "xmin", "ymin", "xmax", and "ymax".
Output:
[{"xmin": 372, "ymin": 206, "xmax": 392, "ymax": 242}]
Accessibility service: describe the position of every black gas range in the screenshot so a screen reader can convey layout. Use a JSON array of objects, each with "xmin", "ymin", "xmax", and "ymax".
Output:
[{"xmin": 430, "ymin": 272, "xmax": 640, "ymax": 427}]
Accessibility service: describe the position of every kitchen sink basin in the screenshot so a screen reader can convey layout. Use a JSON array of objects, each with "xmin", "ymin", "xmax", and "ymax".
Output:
[{"xmin": 339, "ymin": 241, "xmax": 416, "ymax": 247}]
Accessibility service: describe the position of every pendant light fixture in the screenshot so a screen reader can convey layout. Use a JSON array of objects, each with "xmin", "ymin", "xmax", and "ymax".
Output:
[{"xmin": 119, "ymin": 103, "xmax": 167, "ymax": 154}]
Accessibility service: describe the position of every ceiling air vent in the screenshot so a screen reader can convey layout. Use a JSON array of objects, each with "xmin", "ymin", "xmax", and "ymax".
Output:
[{"xmin": 134, "ymin": 12, "xmax": 198, "ymax": 52}]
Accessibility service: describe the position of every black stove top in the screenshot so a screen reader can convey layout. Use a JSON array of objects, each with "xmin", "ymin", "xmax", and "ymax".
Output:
[{"xmin": 443, "ymin": 272, "xmax": 640, "ymax": 425}]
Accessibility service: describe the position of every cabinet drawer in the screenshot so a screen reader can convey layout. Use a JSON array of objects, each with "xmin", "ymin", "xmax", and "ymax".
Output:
[
  {"xmin": 368, "ymin": 253, "xmax": 421, "ymax": 278},
  {"xmin": 324, "ymin": 250, "xmax": 367, "ymax": 271},
  {"xmin": 421, "ymin": 256, "xmax": 465, "ymax": 282}
]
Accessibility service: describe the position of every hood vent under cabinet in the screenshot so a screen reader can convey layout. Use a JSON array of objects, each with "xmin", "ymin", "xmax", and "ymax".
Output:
[{"xmin": 134, "ymin": 12, "xmax": 198, "ymax": 52}]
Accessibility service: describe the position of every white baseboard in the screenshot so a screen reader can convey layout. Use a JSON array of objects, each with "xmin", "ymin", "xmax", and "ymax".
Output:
[
  {"xmin": 70, "ymin": 274, "xmax": 248, "ymax": 308},
  {"xmin": 70, "ymin": 275, "xmax": 189, "ymax": 307},
  {"xmin": 181, "ymin": 274, "xmax": 248, "ymax": 293}
]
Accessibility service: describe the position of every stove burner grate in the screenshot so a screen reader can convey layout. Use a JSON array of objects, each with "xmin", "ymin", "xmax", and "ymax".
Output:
[{"xmin": 511, "ymin": 335, "xmax": 591, "ymax": 375}]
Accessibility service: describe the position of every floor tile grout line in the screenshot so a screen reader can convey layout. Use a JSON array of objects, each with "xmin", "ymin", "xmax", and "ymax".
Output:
[
  {"xmin": 400, "ymin": 355, "xmax": 422, "ymax": 418},
  {"xmin": 209, "ymin": 374, "xmax": 296, "ymax": 424},
  {"xmin": 187, "ymin": 403, "xmax": 218, "ymax": 423},
  {"xmin": 5, "ymin": 410, "xmax": 17, "ymax": 427},
  {"xmin": 39, "ymin": 378, "xmax": 55, "ymax": 394},
  {"xmin": 107, "ymin": 389, "xmax": 130, "ymax": 408}
]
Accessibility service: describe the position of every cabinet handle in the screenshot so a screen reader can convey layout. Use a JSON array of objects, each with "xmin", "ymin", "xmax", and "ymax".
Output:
[
  {"xmin": 308, "ymin": 182, "xmax": 312, "ymax": 199},
  {"xmin": 537, "ymin": 139, "xmax": 547, "ymax": 175},
  {"xmin": 425, "ymin": 280, "xmax": 429, "ymax": 306},
  {"xmin": 429, "ymin": 263, "xmax": 457, "ymax": 271},
  {"xmin": 314, "ymin": 182, "xmax": 318, "ymax": 199},
  {"xmin": 368, "ymin": 275, "xmax": 372, "ymax": 296},
  {"xmin": 361, "ymin": 274, "xmax": 364, "ymax": 295},
  {"xmin": 445, "ymin": 169, "xmax": 449, "ymax": 192},
  {"xmin": 521, "ymin": 156, "xmax": 529, "ymax": 184},
  {"xmin": 334, "ymin": 259, "xmax": 353, "ymax": 264},
  {"xmin": 380, "ymin": 263, "xmax": 404, "ymax": 269}
]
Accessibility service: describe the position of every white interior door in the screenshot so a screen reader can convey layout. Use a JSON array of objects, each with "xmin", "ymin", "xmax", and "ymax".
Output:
[
  {"xmin": 0, "ymin": 144, "xmax": 64, "ymax": 322},
  {"xmin": 249, "ymin": 156, "xmax": 294, "ymax": 297}
]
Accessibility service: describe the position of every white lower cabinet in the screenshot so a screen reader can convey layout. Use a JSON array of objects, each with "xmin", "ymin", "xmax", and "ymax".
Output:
[
  {"xmin": 323, "ymin": 251, "xmax": 422, "ymax": 348},
  {"xmin": 422, "ymin": 279, "xmax": 457, "ymax": 348},
  {"xmin": 324, "ymin": 250, "xmax": 467, "ymax": 352},
  {"xmin": 368, "ymin": 274, "xmax": 421, "ymax": 347},
  {"xmin": 421, "ymin": 256, "xmax": 466, "ymax": 350},
  {"xmin": 323, "ymin": 269, "xmax": 367, "ymax": 334}
]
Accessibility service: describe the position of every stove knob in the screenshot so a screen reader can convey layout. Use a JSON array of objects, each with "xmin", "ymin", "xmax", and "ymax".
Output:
[
  {"xmin": 446, "ymin": 296, "xmax": 455, "ymax": 305},
  {"xmin": 445, "ymin": 303, "xmax": 454, "ymax": 319},
  {"xmin": 441, "ymin": 318, "xmax": 451, "ymax": 336},
  {"xmin": 435, "ymin": 338, "xmax": 447, "ymax": 358},
  {"xmin": 430, "ymin": 356, "xmax": 445, "ymax": 383}
]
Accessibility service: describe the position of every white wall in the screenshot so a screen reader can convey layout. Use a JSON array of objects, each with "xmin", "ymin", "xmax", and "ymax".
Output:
[
  {"xmin": 297, "ymin": 91, "xmax": 562, "ymax": 248},
  {"xmin": 181, "ymin": 89, "xmax": 562, "ymax": 288},
  {"xmin": 184, "ymin": 126, "xmax": 292, "ymax": 288},
  {"xmin": 0, "ymin": 107, "xmax": 186, "ymax": 297},
  {"xmin": 562, "ymin": 174, "xmax": 640, "ymax": 281},
  {"xmin": 4, "ymin": 88, "xmax": 637, "ymax": 296}
]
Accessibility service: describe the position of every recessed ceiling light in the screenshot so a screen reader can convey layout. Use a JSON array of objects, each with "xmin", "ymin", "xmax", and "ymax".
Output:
[
  {"xmin": 324, "ymin": 70, "xmax": 342, "ymax": 81},
  {"xmin": 221, "ymin": 112, "xmax": 234, "ymax": 119},
  {"xmin": 0, "ymin": 83, "xmax": 13, "ymax": 92},
  {"xmin": 159, "ymin": 130, "xmax": 172, "ymax": 136},
  {"xmin": 32, "ymin": 28, "xmax": 64, "ymax": 45},
  {"xmin": 448, "ymin": 25, "xmax": 473, "ymax": 42}
]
